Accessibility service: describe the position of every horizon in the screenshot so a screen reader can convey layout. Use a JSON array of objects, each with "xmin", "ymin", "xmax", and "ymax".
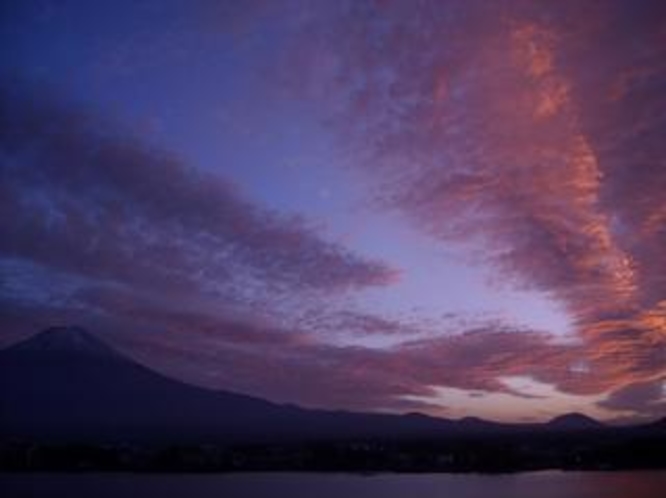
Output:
[
  {"xmin": 4, "ymin": 324, "xmax": 659, "ymax": 428},
  {"xmin": 2, "ymin": 324, "xmax": 662, "ymax": 427},
  {"xmin": 1, "ymin": 0, "xmax": 665, "ymax": 425}
]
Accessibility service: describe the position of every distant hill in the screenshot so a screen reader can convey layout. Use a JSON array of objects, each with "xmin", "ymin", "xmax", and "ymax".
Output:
[{"xmin": 546, "ymin": 413, "xmax": 605, "ymax": 430}]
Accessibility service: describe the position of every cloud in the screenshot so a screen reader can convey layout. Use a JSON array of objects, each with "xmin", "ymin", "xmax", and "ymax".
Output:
[
  {"xmin": 0, "ymin": 80, "xmax": 574, "ymax": 417},
  {"xmin": 270, "ymin": 0, "xmax": 666, "ymax": 413},
  {"xmin": 3, "ymin": 1, "xmax": 665, "ymax": 420},
  {"xmin": 0, "ymin": 251, "xmax": 608, "ymax": 420},
  {"xmin": 598, "ymin": 378, "xmax": 666, "ymax": 421},
  {"xmin": 0, "ymin": 81, "xmax": 396, "ymax": 306},
  {"xmin": 2, "ymin": 266, "xmax": 578, "ymax": 417},
  {"xmin": 117, "ymin": 304, "xmax": 582, "ymax": 413},
  {"xmin": 111, "ymin": 314, "xmax": 576, "ymax": 414}
]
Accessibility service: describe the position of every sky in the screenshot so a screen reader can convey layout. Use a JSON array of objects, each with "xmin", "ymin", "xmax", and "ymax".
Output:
[{"xmin": 1, "ymin": 0, "xmax": 665, "ymax": 423}]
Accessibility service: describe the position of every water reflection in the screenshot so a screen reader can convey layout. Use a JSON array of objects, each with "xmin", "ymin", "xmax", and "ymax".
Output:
[{"xmin": 2, "ymin": 471, "xmax": 665, "ymax": 498}]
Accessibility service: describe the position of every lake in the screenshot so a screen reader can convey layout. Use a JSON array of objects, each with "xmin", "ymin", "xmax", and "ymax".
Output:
[{"xmin": 2, "ymin": 470, "xmax": 666, "ymax": 498}]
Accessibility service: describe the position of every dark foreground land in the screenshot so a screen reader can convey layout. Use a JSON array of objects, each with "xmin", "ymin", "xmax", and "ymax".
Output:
[{"xmin": 3, "ymin": 426, "xmax": 665, "ymax": 474}]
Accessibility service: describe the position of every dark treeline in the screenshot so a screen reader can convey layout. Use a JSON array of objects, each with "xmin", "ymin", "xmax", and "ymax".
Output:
[{"xmin": 3, "ymin": 427, "xmax": 665, "ymax": 474}]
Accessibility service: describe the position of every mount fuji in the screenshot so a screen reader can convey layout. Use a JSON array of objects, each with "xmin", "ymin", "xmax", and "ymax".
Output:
[
  {"xmin": 1, "ymin": 327, "xmax": 633, "ymax": 446},
  {"xmin": 0, "ymin": 327, "xmax": 464, "ymax": 443}
]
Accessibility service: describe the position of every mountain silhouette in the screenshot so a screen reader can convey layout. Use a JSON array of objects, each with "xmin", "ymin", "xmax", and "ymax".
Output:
[
  {"xmin": 9, "ymin": 326, "xmax": 119, "ymax": 357},
  {"xmin": 0, "ymin": 327, "xmax": 620, "ymax": 444},
  {"xmin": 0, "ymin": 327, "xmax": 462, "ymax": 443},
  {"xmin": 546, "ymin": 412, "xmax": 604, "ymax": 430}
]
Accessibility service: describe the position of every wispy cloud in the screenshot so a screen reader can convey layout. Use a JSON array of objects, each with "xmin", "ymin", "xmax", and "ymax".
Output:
[
  {"xmin": 0, "ymin": 82, "xmax": 396, "ymax": 304},
  {"xmin": 272, "ymin": 0, "xmax": 666, "ymax": 415}
]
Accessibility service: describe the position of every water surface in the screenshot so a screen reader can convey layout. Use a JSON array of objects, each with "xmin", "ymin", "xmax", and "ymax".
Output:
[{"xmin": 2, "ymin": 470, "xmax": 665, "ymax": 498}]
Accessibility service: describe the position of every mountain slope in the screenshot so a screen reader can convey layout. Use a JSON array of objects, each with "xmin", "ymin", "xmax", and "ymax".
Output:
[
  {"xmin": 1, "ymin": 327, "xmax": 294, "ymax": 442},
  {"xmin": 0, "ymin": 327, "xmax": 461, "ymax": 443},
  {"xmin": 5, "ymin": 327, "xmax": 642, "ymax": 445}
]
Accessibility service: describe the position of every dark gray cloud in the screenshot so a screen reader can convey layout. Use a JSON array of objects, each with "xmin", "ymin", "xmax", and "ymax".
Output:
[
  {"xmin": 598, "ymin": 378, "xmax": 666, "ymax": 421},
  {"xmin": 0, "ymin": 82, "xmax": 396, "ymax": 306}
]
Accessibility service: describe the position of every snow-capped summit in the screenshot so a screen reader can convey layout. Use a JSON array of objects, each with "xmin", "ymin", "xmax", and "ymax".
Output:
[{"xmin": 10, "ymin": 326, "xmax": 119, "ymax": 358}]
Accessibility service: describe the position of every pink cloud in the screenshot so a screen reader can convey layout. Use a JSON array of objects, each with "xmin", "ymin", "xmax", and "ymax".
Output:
[{"xmin": 271, "ymin": 0, "xmax": 666, "ymax": 413}]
